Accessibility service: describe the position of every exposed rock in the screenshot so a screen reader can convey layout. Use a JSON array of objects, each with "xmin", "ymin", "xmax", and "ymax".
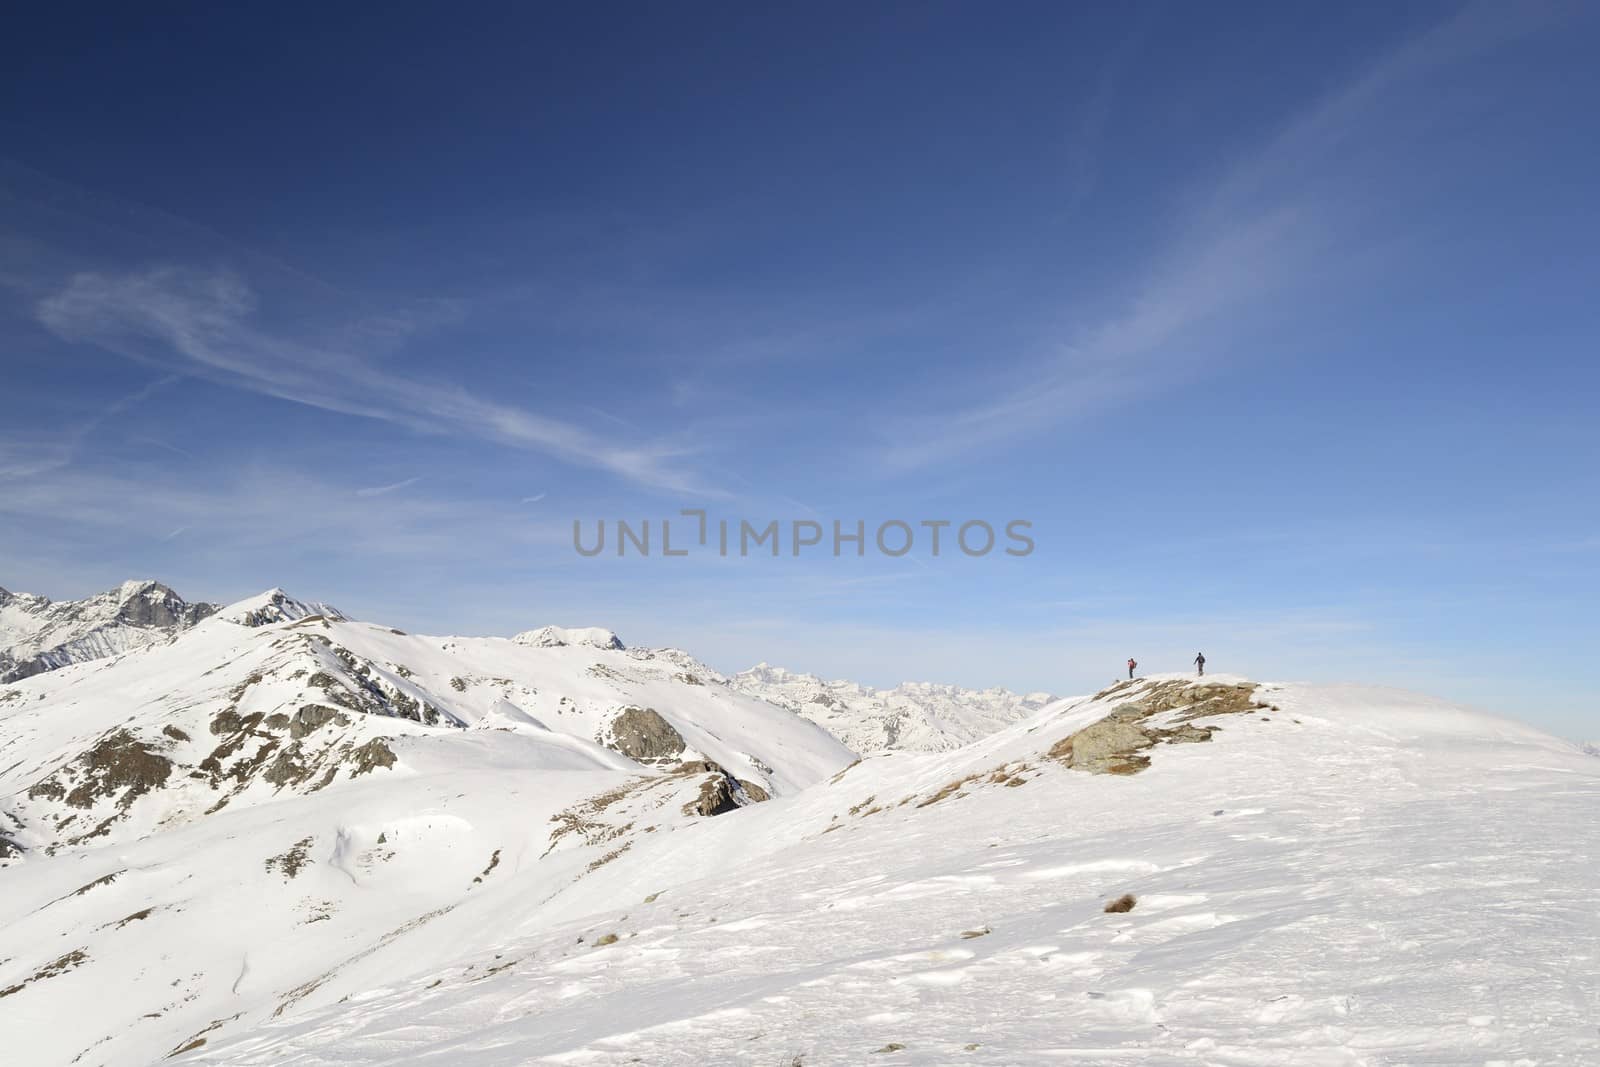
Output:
[
  {"xmin": 0, "ymin": 949, "xmax": 89, "ymax": 999},
  {"xmin": 472, "ymin": 849, "xmax": 502, "ymax": 884},
  {"xmin": 604, "ymin": 706, "xmax": 686, "ymax": 764},
  {"xmin": 290, "ymin": 704, "xmax": 348, "ymax": 739},
  {"xmin": 683, "ymin": 775, "xmax": 742, "ymax": 817},
  {"xmin": 1049, "ymin": 680, "xmax": 1264, "ymax": 775},
  {"xmin": 679, "ymin": 771, "xmax": 770, "ymax": 816},
  {"xmin": 265, "ymin": 837, "xmax": 314, "ymax": 879},
  {"xmin": 27, "ymin": 729, "xmax": 174, "ymax": 812},
  {"xmin": 676, "ymin": 759, "xmax": 725, "ymax": 775},
  {"xmin": 349, "ymin": 738, "xmax": 397, "ymax": 776}
]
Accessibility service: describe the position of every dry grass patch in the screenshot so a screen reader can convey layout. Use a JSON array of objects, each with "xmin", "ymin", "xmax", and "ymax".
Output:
[{"xmin": 1103, "ymin": 893, "xmax": 1137, "ymax": 914}]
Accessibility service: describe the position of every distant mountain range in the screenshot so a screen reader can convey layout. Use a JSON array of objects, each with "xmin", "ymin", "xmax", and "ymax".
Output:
[
  {"xmin": 0, "ymin": 580, "xmax": 217, "ymax": 683},
  {"xmin": 0, "ymin": 580, "xmax": 1055, "ymax": 755},
  {"xmin": 729, "ymin": 662, "xmax": 1058, "ymax": 753}
]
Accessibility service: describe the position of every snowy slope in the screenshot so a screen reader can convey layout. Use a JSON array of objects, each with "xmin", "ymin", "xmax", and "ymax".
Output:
[
  {"xmin": 0, "ymin": 579, "xmax": 218, "ymax": 682},
  {"xmin": 0, "ymin": 591, "xmax": 854, "ymax": 1066},
  {"xmin": 191, "ymin": 676, "xmax": 1599, "ymax": 1066},
  {"xmin": 3, "ymin": 607, "xmax": 1598, "ymax": 1066},
  {"xmin": 732, "ymin": 662, "xmax": 1059, "ymax": 753}
]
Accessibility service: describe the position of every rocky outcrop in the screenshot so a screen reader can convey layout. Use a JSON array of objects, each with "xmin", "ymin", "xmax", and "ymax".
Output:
[
  {"xmin": 602, "ymin": 706, "xmax": 687, "ymax": 764},
  {"xmin": 1049, "ymin": 680, "xmax": 1269, "ymax": 775},
  {"xmin": 27, "ymin": 729, "xmax": 174, "ymax": 812},
  {"xmin": 683, "ymin": 774, "xmax": 743, "ymax": 816},
  {"xmin": 681, "ymin": 771, "xmax": 770, "ymax": 816}
]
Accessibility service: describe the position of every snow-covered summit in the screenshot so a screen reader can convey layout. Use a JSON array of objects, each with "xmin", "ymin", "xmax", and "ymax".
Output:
[
  {"xmin": 512, "ymin": 625, "xmax": 625, "ymax": 650},
  {"xmin": 214, "ymin": 587, "xmax": 346, "ymax": 627},
  {"xmin": 0, "ymin": 578, "xmax": 218, "ymax": 682}
]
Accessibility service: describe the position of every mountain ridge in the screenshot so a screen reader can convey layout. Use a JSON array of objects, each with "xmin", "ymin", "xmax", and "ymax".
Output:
[
  {"xmin": 0, "ymin": 579, "xmax": 219, "ymax": 683},
  {"xmin": 2, "ymin": 590, "xmax": 1597, "ymax": 1065}
]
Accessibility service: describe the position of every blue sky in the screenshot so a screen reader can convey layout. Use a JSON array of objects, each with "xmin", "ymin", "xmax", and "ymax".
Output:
[{"xmin": 2, "ymin": 3, "xmax": 1597, "ymax": 734}]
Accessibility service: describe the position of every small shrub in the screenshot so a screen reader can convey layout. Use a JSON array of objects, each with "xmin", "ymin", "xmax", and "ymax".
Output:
[{"xmin": 1103, "ymin": 893, "xmax": 1137, "ymax": 914}]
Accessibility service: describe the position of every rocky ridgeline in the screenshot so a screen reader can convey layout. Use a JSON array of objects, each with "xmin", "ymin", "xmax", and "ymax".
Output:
[
  {"xmin": 0, "ymin": 580, "xmax": 219, "ymax": 682},
  {"xmin": 0, "ymin": 599, "xmax": 840, "ymax": 869},
  {"xmin": 9, "ymin": 624, "xmax": 465, "ymax": 855}
]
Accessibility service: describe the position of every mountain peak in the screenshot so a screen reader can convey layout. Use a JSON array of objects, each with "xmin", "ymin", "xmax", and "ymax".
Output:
[
  {"xmin": 512, "ymin": 625, "xmax": 625, "ymax": 650},
  {"xmin": 216, "ymin": 588, "xmax": 345, "ymax": 627},
  {"xmin": 0, "ymin": 578, "xmax": 218, "ymax": 682},
  {"xmin": 116, "ymin": 578, "xmax": 170, "ymax": 600}
]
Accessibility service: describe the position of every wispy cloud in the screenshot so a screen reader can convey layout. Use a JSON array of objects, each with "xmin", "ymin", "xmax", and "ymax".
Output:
[
  {"xmin": 0, "ymin": 374, "xmax": 180, "ymax": 480},
  {"xmin": 880, "ymin": 1, "xmax": 1565, "ymax": 472},
  {"xmin": 0, "ymin": 463, "xmax": 571, "ymax": 560},
  {"xmin": 33, "ymin": 266, "xmax": 723, "ymax": 496},
  {"xmin": 521, "ymin": 493, "xmax": 547, "ymax": 503},
  {"xmin": 356, "ymin": 476, "xmax": 421, "ymax": 498}
]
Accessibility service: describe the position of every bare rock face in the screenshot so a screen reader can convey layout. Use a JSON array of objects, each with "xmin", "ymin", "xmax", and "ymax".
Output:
[
  {"xmin": 113, "ymin": 582, "xmax": 216, "ymax": 629},
  {"xmin": 602, "ymin": 706, "xmax": 687, "ymax": 765},
  {"xmin": 289, "ymin": 704, "xmax": 349, "ymax": 739},
  {"xmin": 680, "ymin": 772, "xmax": 770, "ymax": 816},
  {"xmin": 1049, "ymin": 679, "xmax": 1266, "ymax": 775}
]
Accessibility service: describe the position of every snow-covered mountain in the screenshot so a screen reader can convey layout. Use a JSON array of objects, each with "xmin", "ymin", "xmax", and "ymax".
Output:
[
  {"xmin": 732, "ymin": 662, "xmax": 1059, "ymax": 753},
  {"xmin": 3, "ymin": 594, "xmax": 1598, "ymax": 1066},
  {"xmin": 0, "ymin": 579, "xmax": 218, "ymax": 683}
]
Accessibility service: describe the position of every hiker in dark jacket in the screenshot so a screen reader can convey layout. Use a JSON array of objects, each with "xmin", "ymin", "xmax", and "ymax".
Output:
[{"xmin": 1194, "ymin": 652, "xmax": 1206, "ymax": 677}]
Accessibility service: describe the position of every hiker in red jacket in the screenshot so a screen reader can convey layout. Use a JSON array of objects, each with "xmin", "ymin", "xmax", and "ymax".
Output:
[{"xmin": 1127, "ymin": 657, "xmax": 1137, "ymax": 680}]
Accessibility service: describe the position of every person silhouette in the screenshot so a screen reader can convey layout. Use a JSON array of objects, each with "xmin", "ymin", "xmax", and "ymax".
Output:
[
  {"xmin": 1194, "ymin": 652, "xmax": 1206, "ymax": 677},
  {"xmin": 1127, "ymin": 657, "xmax": 1137, "ymax": 680}
]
